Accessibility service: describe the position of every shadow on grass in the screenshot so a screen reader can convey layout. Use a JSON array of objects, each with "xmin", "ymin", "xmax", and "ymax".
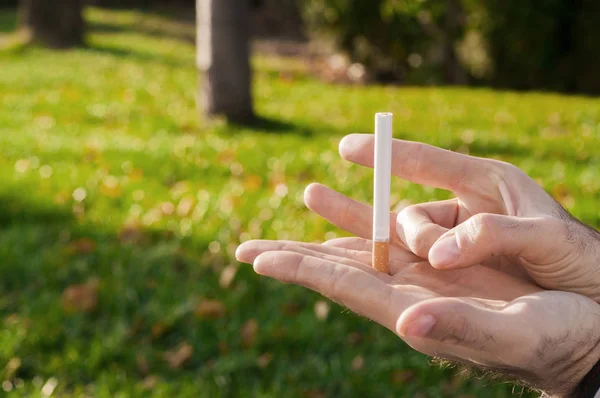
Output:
[
  {"xmin": 85, "ymin": 44, "xmax": 191, "ymax": 67},
  {"xmin": 228, "ymin": 115, "xmax": 315, "ymax": 137},
  {"xmin": 90, "ymin": 20, "xmax": 194, "ymax": 44},
  {"xmin": 0, "ymin": 191, "xmax": 73, "ymax": 226},
  {"xmin": 0, "ymin": 9, "xmax": 17, "ymax": 34}
]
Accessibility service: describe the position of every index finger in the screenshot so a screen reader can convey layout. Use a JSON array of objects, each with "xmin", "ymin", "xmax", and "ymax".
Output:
[{"xmin": 339, "ymin": 134, "xmax": 501, "ymax": 194}]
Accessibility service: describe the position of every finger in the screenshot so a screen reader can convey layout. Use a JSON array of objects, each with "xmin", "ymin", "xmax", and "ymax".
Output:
[
  {"xmin": 397, "ymin": 297, "xmax": 532, "ymax": 363},
  {"xmin": 339, "ymin": 134, "xmax": 502, "ymax": 194},
  {"xmin": 304, "ymin": 183, "xmax": 405, "ymax": 249},
  {"xmin": 237, "ymin": 239, "xmax": 371, "ymax": 264},
  {"xmin": 323, "ymin": 237, "xmax": 373, "ymax": 251},
  {"xmin": 324, "ymin": 237, "xmax": 423, "ymax": 274},
  {"xmin": 236, "ymin": 239, "xmax": 388, "ymax": 280},
  {"xmin": 396, "ymin": 200, "xmax": 458, "ymax": 258},
  {"xmin": 428, "ymin": 214, "xmax": 563, "ymax": 271},
  {"xmin": 253, "ymin": 251, "xmax": 401, "ymax": 331}
]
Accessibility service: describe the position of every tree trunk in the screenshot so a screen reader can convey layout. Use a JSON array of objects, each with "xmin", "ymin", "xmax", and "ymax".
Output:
[
  {"xmin": 19, "ymin": 0, "xmax": 85, "ymax": 48},
  {"xmin": 442, "ymin": 0, "xmax": 467, "ymax": 84},
  {"xmin": 197, "ymin": 0, "xmax": 254, "ymax": 123}
]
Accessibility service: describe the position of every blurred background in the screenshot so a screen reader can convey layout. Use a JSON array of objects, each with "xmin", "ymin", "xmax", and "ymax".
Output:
[{"xmin": 1, "ymin": 0, "xmax": 600, "ymax": 396}]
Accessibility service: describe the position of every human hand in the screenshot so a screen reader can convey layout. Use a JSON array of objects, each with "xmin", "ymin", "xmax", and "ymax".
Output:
[
  {"xmin": 236, "ymin": 233, "xmax": 600, "ymax": 396},
  {"xmin": 338, "ymin": 134, "xmax": 600, "ymax": 302}
]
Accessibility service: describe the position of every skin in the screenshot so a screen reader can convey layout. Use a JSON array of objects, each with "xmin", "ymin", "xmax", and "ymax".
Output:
[
  {"xmin": 236, "ymin": 135, "xmax": 600, "ymax": 396},
  {"xmin": 337, "ymin": 134, "xmax": 600, "ymax": 302}
]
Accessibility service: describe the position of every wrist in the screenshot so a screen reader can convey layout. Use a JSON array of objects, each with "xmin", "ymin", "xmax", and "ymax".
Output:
[
  {"xmin": 547, "ymin": 312, "xmax": 600, "ymax": 397},
  {"xmin": 568, "ymin": 350, "xmax": 600, "ymax": 398}
]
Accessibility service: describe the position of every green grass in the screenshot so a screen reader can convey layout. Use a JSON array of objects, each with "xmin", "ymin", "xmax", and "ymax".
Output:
[{"xmin": 1, "ymin": 6, "xmax": 600, "ymax": 397}]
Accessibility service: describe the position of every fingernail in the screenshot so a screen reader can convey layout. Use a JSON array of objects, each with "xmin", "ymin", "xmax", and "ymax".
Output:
[
  {"xmin": 403, "ymin": 314, "xmax": 436, "ymax": 338},
  {"xmin": 338, "ymin": 135, "xmax": 353, "ymax": 157},
  {"xmin": 429, "ymin": 234, "xmax": 461, "ymax": 268}
]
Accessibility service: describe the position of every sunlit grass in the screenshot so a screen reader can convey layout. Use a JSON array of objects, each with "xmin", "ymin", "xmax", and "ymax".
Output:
[{"xmin": 1, "ymin": 6, "xmax": 599, "ymax": 397}]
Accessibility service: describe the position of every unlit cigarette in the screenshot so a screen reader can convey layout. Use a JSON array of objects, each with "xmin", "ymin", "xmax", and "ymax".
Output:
[{"xmin": 373, "ymin": 113, "xmax": 393, "ymax": 274}]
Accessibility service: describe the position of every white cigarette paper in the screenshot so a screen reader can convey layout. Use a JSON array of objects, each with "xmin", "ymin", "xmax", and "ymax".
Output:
[
  {"xmin": 373, "ymin": 113, "xmax": 393, "ymax": 273},
  {"xmin": 373, "ymin": 113, "xmax": 393, "ymax": 243}
]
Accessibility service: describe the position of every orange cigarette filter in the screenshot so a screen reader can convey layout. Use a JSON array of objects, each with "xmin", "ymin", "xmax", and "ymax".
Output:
[{"xmin": 373, "ymin": 241, "xmax": 390, "ymax": 274}]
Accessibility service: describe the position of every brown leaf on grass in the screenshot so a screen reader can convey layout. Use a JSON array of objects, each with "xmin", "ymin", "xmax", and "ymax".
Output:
[
  {"xmin": 257, "ymin": 353, "xmax": 273, "ymax": 369},
  {"xmin": 54, "ymin": 191, "xmax": 69, "ymax": 205},
  {"xmin": 163, "ymin": 343, "xmax": 193, "ymax": 369},
  {"xmin": 219, "ymin": 265, "xmax": 238, "ymax": 289},
  {"xmin": 243, "ymin": 175, "xmax": 262, "ymax": 192},
  {"xmin": 130, "ymin": 168, "xmax": 144, "ymax": 181},
  {"xmin": 136, "ymin": 353, "xmax": 149, "ymax": 375},
  {"xmin": 194, "ymin": 299, "xmax": 226, "ymax": 319},
  {"xmin": 217, "ymin": 149, "xmax": 235, "ymax": 165},
  {"xmin": 281, "ymin": 302, "xmax": 300, "ymax": 315},
  {"xmin": 351, "ymin": 355, "xmax": 364, "ymax": 371},
  {"xmin": 61, "ymin": 279, "xmax": 99, "ymax": 313},
  {"xmin": 241, "ymin": 319, "xmax": 258, "ymax": 349},
  {"xmin": 151, "ymin": 322, "xmax": 170, "ymax": 340},
  {"xmin": 5, "ymin": 357, "xmax": 21, "ymax": 378},
  {"xmin": 177, "ymin": 196, "xmax": 196, "ymax": 217},
  {"xmin": 391, "ymin": 369, "xmax": 416, "ymax": 385},
  {"xmin": 218, "ymin": 341, "xmax": 229, "ymax": 355},
  {"xmin": 118, "ymin": 223, "xmax": 143, "ymax": 244},
  {"xmin": 346, "ymin": 332, "xmax": 361, "ymax": 345},
  {"xmin": 100, "ymin": 177, "xmax": 122, "ymax": 198},
  {"xmin": 304, "ymin": 390, "xmax": 326, "ymax": 398},
  {"xmin": 314, "ymin": 300, "xmax": 330, "ymax": 321},
  {"xmin": 142, "ymin": 375, "xmax": 158, "ymax": 390},
  {"xmin": 160, "ymin": 202, "xmax": 175, "ymax": 216},
  {"xmin": 67, "ymin": 238, "xmax": 96, "ymax": 255}
]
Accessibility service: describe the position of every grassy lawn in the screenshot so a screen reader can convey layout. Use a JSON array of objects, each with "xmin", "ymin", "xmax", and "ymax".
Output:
[{"xmin": 1, "ymin": 6, "xmax": 600, "ymax": 397}]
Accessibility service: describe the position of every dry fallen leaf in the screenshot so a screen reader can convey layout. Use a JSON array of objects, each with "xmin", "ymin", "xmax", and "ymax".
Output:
[
  {"xmin": 194, "ymin": 299, "xmax": 226, "ymax": 319},
  {"xmin": 177, "ymin": 196, "xmax": 196, "ymax": 217},
  {"xmin": 137, "ymin": 353, "xmax": 149, "ymax": 375},
  {"xmin": 219, "ymin": 265, "xmax": 238, "ymax": 289},
  {"xmin": 5, "ymin": 357, "xmax": 21, "ymax": 378},
  {"xmin": 304, "ymin": 390, "xmax": 326, "ymax": 398},
  {"xmin": 392, "ymin": 369, "xmax": 416, "ymax": 385},
  {"xmin": 61, "ymin": 279, "xmax": 99, "ymax": 313},
  {"xmin": 241, "ymin": 319, "xmax": 258, "ymax": 349},
  {"xmin": 281, "ymin": 302, "xmax": 300, "ymax": 316},
  {"xmin": 163, "ymin": 343, "xmax": 193, "ymax": 369},
  {"xmin": 314, "ymin": 300, "xmax": 330, "ymax": 321},
  {"xmin": 160, "ymin": 202, "xmax": 175, "ymax": 216},
  {"xmin": 257, "ymin": 352, "xmax": 273, "ymax": 369},
  {"xmin": 151, "ymin": 322, "xmax": 170, "ymax": 340},
  {"xmin": 351, "ymin": 355, "xmax": 364, "ymax": 371},
  {"xmin": 218, "ymin": 341, "xmax": 229, "ymax": 355},
  {"xmin": 118, "ymin": 223, "xmax": 143, "ymax": 244},
  {"xmin": 100, "ymin": 177, "xmax": 122, "ymax": 198},
  {"xmin": 67, "ymin": 238, "xmax": 96, "ymax": 255},
  {"xmin": 243, "ymin": 175, "xmax": 262, "ymax": 192},
  {"xmin": 347, "ymin": 332, "xmax": 361, "ymax": 345},
  {"xmin": 142, "ymin": 375, "xmax": 158, "ymax": 390}
]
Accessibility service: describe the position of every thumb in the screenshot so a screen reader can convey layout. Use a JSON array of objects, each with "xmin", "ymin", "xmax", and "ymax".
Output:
[
  {"xmin": 428, "ymin": 214, "xmax": 559, "ymax": 270},
  {"xmin": 396, "ymin": 297, "xmax": 529, "ymax": 362}
]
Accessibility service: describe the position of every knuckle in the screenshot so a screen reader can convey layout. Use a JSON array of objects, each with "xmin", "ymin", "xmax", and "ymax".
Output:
[
  {"xmin": 461, "ymin": 213, "xmax": 495, "ymax": 246},
  {"xmin": 397, "ymin": 206, "xmax": 431, "ymax": 256},
  {"xmin": 442, "ymin": 315, "xmax": 479, "ymax": 347},
  {"xmin": 411, "ymin": 224, "xmax": 433, "ymax": 257}
]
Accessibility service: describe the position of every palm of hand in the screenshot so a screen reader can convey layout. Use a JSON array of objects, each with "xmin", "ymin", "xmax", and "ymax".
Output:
[{"xmin": 237, "ymin": 232, "xmax": 599, "ymax": 395}]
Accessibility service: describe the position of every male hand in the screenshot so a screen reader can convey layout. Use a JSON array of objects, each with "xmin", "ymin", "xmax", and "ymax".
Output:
[
  {"xmin": 338, "ymin": 134, "xmax": 600, "ymax": 302},
  {"xmin": 236, "ymin": 200, "xmax": 600, "ymax": 396}
]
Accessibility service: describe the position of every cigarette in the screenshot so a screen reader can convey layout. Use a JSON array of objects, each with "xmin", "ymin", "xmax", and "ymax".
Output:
[{"xmin": 373, "ymin": 113, "xmax": 393, "ymax": 274}]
